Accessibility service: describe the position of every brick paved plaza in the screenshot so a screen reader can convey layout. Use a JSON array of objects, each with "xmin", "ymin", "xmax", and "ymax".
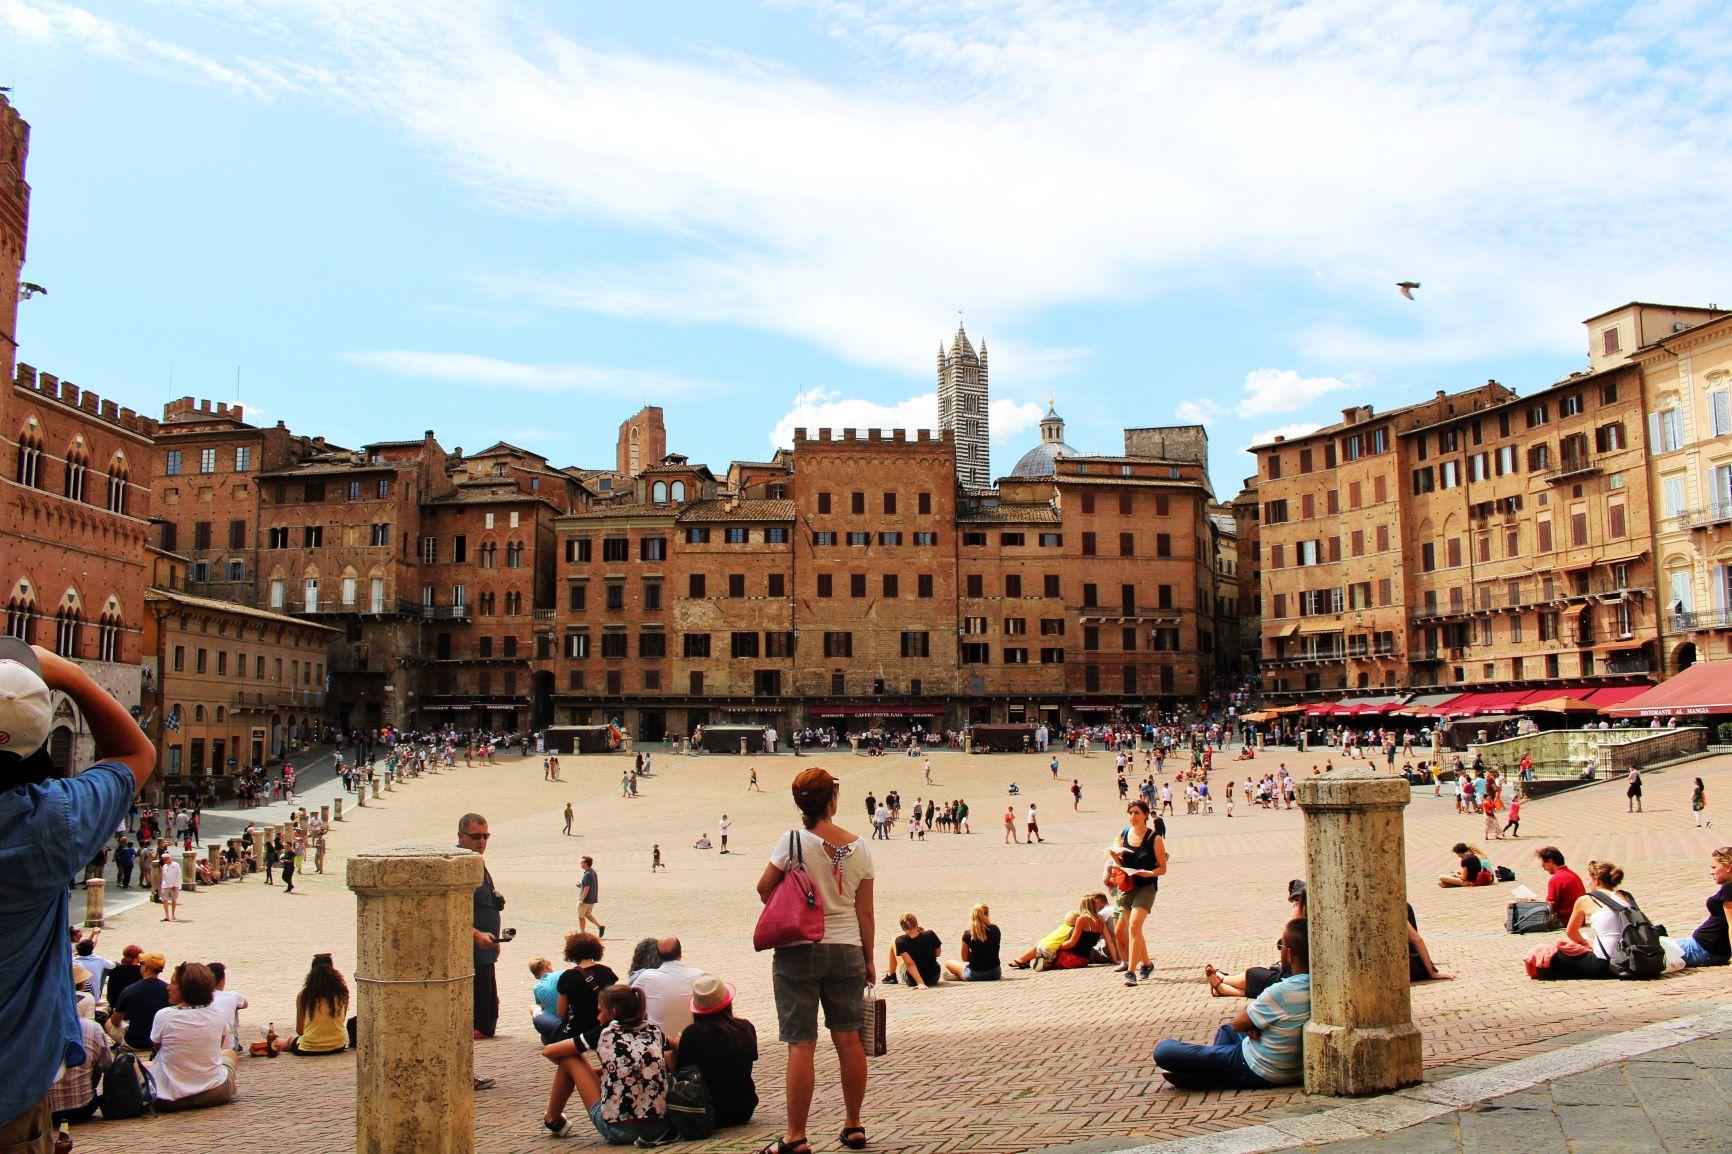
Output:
[{"xmin": 73, "ymin": 745, "xmax": 1732, "ymax": 1154}]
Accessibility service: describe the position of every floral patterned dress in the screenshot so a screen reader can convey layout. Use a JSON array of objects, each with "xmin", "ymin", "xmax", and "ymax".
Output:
[{"xmin": 595, "ymin": 1020, "xmax": 670, "ymax": 1123}]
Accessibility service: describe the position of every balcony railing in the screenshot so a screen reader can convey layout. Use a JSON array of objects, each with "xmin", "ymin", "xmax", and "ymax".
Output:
[
  {"xmin": 1681, "ymin": 501, "xmax": 1732, "ymax": 530},
  {"xmin": 1411, "ymin": 578, "xmax": 1651, "ymax": 622},
  {"xmin": 1543, "ymin": 453, "xmax": 1600, "ymax": 482},
  {"xmin": 1672, "ymin": 608, "xmax": 1732, "ymax": 631},
  {"xmin": 1605, "ymin": 656, "xmax": 1655, "ymax": 675},
  {"xmin": 232, "ymin": 690, "xmax": 327, "ymax": 709}
]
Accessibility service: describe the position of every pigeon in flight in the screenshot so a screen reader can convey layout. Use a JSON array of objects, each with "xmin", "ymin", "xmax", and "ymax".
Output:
[
  {"xmin": 1397, "ymin": 281, "xmax": 1420, "ymax": 300},
  {"xmin": 19, "ymin": 282, "xmax": 47, "ymax": 299}
]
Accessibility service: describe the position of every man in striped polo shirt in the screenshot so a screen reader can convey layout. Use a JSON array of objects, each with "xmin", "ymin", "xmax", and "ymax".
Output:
[{"xmin": 1153, "ymin": 920, "xmax": 1311, "ymax": 1090}]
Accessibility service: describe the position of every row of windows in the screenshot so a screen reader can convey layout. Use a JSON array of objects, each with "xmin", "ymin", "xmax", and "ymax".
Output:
[
  {"xmin": 259, "ymin": 524, "xmax": 393, "ymax": 550},
  {"xmin": 14, "ymin": 432, "xmax": 131, "ymax": 513},
  {"xmin": 268, "ymin": 478, "xmax": 392, "ymax": 503},
  {"xmin": 169, "ymin": 646, "xmax": 321, "ymax": 683},
  {"xmin": 561, "ymin": 665, "xmax": 1179, "ymax": 696},
  {"xmin": 4, "ymin": 603, "xmax": 121, "ymax": 661},
  {"xmin": 815, "ymin": 491, "xmax": 934, "ymax": 516},
  {"xmin": 163, "ymin": 445, "xmax": 252, "ymax": 476}
]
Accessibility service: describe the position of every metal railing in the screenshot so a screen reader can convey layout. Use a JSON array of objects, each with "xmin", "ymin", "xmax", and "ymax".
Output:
[
  {"xmin": 1681, "ymin": 501, "xmax": 1732, "ymax": 530},
  {"xmin": 1412, "ymin": 578, "xmax": 1651, "ymax": 621},
  {"xmin": 1671, "ymin": 608, "xmax": 1732, "ymax": 631},
  {"xmin": 1543, "ymin": 453, "xmax": 1599, "ymax": 482}
]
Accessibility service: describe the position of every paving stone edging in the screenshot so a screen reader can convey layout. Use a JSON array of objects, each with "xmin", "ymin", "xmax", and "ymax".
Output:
[{"xmin": 1083, "ymin": 1003, "xmax": 1732, "ymax": 1154}]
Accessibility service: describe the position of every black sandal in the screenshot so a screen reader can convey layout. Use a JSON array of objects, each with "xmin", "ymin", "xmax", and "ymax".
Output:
[
  {"xmin": 841, "ymin": 1127, "xmax": 868, "ymax": 1150},
  {"xmin": 757, "ymin": 1140, "xmax": 811, "ymax": 1154}
]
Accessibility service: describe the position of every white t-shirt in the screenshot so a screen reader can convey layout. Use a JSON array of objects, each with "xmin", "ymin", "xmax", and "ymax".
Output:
[
  {"xmin": 209, "ymin": 989, "xmax": 245, "ymax": 1050},
  {"xmin": 160, "ymin": 858, "xmax": 183, "ymax": 890},
  {"xmin": 768, "ymin": 828, "xmax": 874, "ymax": 946},
  {"xmin": 630, "ymin": 958, "xmax": 701, "ymax": 1041},
  {"xmin": 149, "ymin": 1005, "xmax": 230, "ymax": 1101},
  {"xmin": 718, "ymin": 817, "xmax": 730, "ymax": 840}
]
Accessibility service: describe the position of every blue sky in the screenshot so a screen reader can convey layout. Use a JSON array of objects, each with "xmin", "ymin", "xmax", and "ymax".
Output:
[{"xmin": 3, "ymin": 0, "xmax": 1730, "ymax": 497}]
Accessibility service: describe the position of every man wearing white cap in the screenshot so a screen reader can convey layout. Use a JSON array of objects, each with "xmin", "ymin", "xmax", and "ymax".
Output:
[{"xmin": 0, "ymin": 640, "xmax": 154, "ymax": 1152}]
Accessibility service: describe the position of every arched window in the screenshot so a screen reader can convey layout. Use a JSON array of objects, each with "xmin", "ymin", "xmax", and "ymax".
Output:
[
  {"xmin": 64, "ymin": 438, "xmax": 89, "ymax": 503},
  {"xmin": 194, "ymin": 704, "xmax": 206, "ymax": 722},
  {"xmin": 4, "ymin": 582, "xmax": 34, "ymax": 643},
  {"xmin": 14, "ymin": 423, "xmax": 42, "ymax": 488},
  {"xmin": 506, "ymin": 541, "xmax": 523, "ymax": 568},
  {"xmin": 215, "ymin": 706, "xmax": 225, "ymax": 723},
  {"xmin": 106, "ymin": 453, "xmax": 129, "ymax": 514},
  {"xmin": 652, "ymin": 481, "xmax": 667, "ymax": 504},
  {"xmin": 671, "ymin": 480, "xmax": 686, "ymax": 502},
  {"xmin": 54, "ymin": 591, "xmax": 82, "ymax": 657},
  {"xmin": 97, "ymin": 600, "xmax": 122, "ymax": 662},
  {"xmin": 341, "ymin": 567, "xmax": 358, "ymax": 606}
]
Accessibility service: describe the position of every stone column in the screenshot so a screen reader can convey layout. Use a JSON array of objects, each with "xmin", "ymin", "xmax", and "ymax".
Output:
[
  {"xmin": 83, "ymin": 878, "xmax": 105, "ymax": 928},
  {"xmin": 349, "ymin": 846, "xmax": 482, "ymax": 1154},
  {"xmin": 182, "ymin": 849, "xmax": 200, "ymax": 892},
  {"xmin": 207, "ymin": 845, "xmax": 224, "ymax": 881},
  {"xmin": 385, "ymin": 774, "xmax": 394, "ymax": 792},
  {"xmin": 1297, "ymin": 764, "xmax": 1423, "ymax": 1096},
  {"xmin": 372, "ymin": 779, "xmax": 382, "ymax": 800},
  {"xmin": 740, "ymin": 737, "xmax": 748, "ymax": 756},
  {"xmin": 358, "ymin": 785, "xmax": 368, "ymax": 807},
  {"xmin": 321, "ymin": 804, "xmax": 330, "ymax": 824},
  {"xmin": 335, "ymin": 797, "xmax": 345, "ymax": 821},
  {"xmin": 250, "ymin": 830, "xmax": 266, "ymax": 871}
]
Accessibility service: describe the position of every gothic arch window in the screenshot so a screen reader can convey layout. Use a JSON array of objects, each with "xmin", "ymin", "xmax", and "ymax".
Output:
[
  {"xmin": 194, "ymin": 704, "xmax": 206, "ymax": 723},
  {"xmin": 54, "ymin": 589, "xmax": 82, "ymax": 657},
  {"xmin": 652, "ymin": 481, "xmax": 667, "ymax": 504},
  {"xmin": 105, "ymin": 453, "xmax": 129, "ymax": 514},
  {"xmin": 505, "ymin": 540, "xmax": 524, "ymax": 568},
  {"xmin": 670, "ymin": 481, "xmax": 685, "ymax": 502},
  {"xmin": 64, "ymin": 438, "xmax": 89, "ymax": 503},
  {"xmin": 97, "ymin": 598, "xmax": 122, "ymax": 662},
  {"xmin": 14, "ymin": 422, "xmax": 43, "ymax": 488},
  {"xmin": 5, "ymin": 581, "xmax": 35, "ymax": 644}
]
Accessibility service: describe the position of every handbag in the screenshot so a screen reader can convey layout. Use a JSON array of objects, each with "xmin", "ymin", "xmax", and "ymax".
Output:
[
  {"xmin": 859, "ymin": 990, "xmax": 887, "ymax": 1057},
  {"xmin": 753, "ymin": 830, "xmax": 826, "ymax": 951}
]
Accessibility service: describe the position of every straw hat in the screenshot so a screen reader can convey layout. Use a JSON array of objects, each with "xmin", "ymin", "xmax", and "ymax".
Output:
[
  {"xmin": 72, "ymin": 963, "xmax": 92, "ymax": 987},
  {"xmin": 689, "ymin": 975, "xmax": 735, "ymax": 1016}
]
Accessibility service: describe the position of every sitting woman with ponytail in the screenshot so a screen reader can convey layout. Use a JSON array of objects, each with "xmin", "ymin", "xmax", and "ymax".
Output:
[
  {"xmin": 540, "ymin": 983, "xmax": 673, "ymax": 1145},
  {"xmin": 1528, "ymin": 860, "xmax": 1637, "ymax": 980}
]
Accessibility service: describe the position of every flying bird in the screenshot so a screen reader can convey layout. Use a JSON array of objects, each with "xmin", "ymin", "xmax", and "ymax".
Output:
[
  {"xmin": 19, "ymin": 282, "xmax": 46, "ymax": 299},
  {"xmin": 1396, "ymin": 281, "xmax": 1421, "ymax": 300}
]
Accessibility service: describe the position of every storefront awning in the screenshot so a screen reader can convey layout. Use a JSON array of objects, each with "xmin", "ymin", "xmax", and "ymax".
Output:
[
  {"xmin": 809, "ymin": 705, "xmax": 943, "ymax": 717},
  {"xmin": 1583, "ymin": 685, "xmax": 1651, "ymax": 708},
  {"xmin": 1602, "ymin": 662, "xmax": 1732, "ymax": 716}
]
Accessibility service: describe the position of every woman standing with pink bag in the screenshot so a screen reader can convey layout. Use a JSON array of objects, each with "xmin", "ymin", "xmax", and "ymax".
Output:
[{"xmin": 755, "ymin": 767, "xmax": 876, "ymax": 1154}]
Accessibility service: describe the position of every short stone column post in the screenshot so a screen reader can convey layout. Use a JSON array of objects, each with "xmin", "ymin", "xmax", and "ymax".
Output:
[
  {"xmin": 335, "ymin": 797, "xmax": 345, "ymax": 821},
  {"xmin": 249, "ymin": 830, "xmax": 266, "ymax": 872},
  {"xmin": 320, "ymin": 804, "xmax": 330, "ymax": 824},
  {"xmin": 207, "ymin": 845, "xmax": 223, "ymax": 881},
  {"xmin": 371, "ymin": 778, "xmax": 382, "ymax": 800},
  {"xmin": 1297, "ymin": 764, "xmax": 1423, "ymax": 1096},
  {"xmin": 83, "ymin": 877, "xmax": 105, "ymax": 928},
  {"xmin": 349, "ymin": 846, "xmax": 482, "ymax": 1154},
  {"xmin": 739, "ymin": 737, "xmax": 748, "ymax": 756},
  {"xmin": 357, "ymin": 784, "xmax": 369, "ymax": 807},
  {"xmin": 182, "ymin": 849, "xmax": 200, "ymax": 892},
  {"xmin": 385, "ymin": 774, "xmax": 394, "ymax": 792}
]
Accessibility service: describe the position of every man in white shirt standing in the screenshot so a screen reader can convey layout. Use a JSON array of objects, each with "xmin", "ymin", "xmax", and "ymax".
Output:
[
  {"xmin": 718, "ymin": 814, "xmax": 731, "ymax": 854},
  {"xmin": 159, "ymin": 852, "xmax": 183, "ymax": 922},
  {"xmin": 630, "ymin": 936, "xmax": 702, "ymax": 1043}
]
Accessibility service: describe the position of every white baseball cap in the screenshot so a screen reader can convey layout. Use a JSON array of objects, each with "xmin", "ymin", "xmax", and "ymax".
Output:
[{"xmin": 0, "ymin": 638, "xmax": 52, "ymax": 760}]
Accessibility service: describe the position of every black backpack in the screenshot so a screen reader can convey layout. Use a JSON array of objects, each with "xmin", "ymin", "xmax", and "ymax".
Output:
[
  {"xmin": 1590, "ymin": 891, "xmax": 1666, "ymax": 979},
  {"xmin": 100, "ymin": 1050, "xmax": 157, "ymax": 1119},
  {"xmin": 663, "ymin": 1066, "xmax": 714, "ymax": 1140}
]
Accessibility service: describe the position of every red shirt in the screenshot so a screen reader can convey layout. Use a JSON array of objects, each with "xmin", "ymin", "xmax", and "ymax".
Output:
[{"xmin": 1546, "ymin": 867, "xmax": 1586, "ymax": 923}]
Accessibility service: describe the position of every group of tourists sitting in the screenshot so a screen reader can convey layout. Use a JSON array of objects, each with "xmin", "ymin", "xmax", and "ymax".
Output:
[
  {"xmin": 531, "ymin": 932, "xmax": 759, "ymax": 1145},
  {"xmin": 1526, "ymin": 848, "xmax": 1732, "ymax": 979},
  {"xmin": 55, "ymin": 940, "xmax": 349, "ymax": 1131}
]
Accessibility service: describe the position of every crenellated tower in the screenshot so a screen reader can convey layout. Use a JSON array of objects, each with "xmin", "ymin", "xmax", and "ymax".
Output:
[{"xmin": 0, "ymin": 93, "xmax": 30, "ymax": 387}]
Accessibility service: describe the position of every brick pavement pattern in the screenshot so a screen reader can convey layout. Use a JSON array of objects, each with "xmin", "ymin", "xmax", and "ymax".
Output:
[
  {"xmin": 68, "ymin": 744, "xmax": 1732, "ymax": 1153},
  {"xmin": 1296, "ymin": 1033, "xmax": 1732, "ymax": 1154}
]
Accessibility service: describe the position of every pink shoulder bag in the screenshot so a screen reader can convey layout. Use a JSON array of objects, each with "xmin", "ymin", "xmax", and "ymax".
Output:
[{"xmin": 754, "ymin": 830, "xmax": 826, "ymax": 951}]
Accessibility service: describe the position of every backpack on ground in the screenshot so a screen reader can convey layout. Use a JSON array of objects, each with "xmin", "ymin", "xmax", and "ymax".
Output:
[
  {"xmin": 663, "ymin": 1066, "xmax": 714, "ymax": 1140},
  {"xmin": 1590, "ymin": 891, "xmax": 1666, "ymax": 979},
  {"xmin": 1505, "ymin": 900, "xmax": 1554, "ymax": 935},
  {"xmin": 100, "ymin": 1050, "xmax": 157, "ymax": 1119},
  {"xmin": 1495, "ymin": 865, "xmax": 1516, "ymax": 882}
]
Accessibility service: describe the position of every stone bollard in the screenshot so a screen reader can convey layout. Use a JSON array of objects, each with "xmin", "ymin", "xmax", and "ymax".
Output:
[
  {"xmin": 740, "ymin": 737, "xmax": 748, "ymax": 756},
  {"xmin": 83, "ymin": 877, "xmax": 105, "ymax": 928},
  {"xmin": 349, "ymin": 846, "xmax": 482, "ymax": 1154},
  {"xmin": 335, "ymin": 797, "xmax": 345, "ymax": 821},
  {"xmin": 1297, "ymin": 763, "xmax": 1423, "ymax": 1096},
  {"xmin": 321, "ymin": 804, "xmax": 330, "ymax": 825},
  {"xmin": 385, "ymin": 774, "xmax": 394, "ymax": 792},
  {"xmin": 182, "ymin": 850, "xmax": 200, "ymax": 892},
  {"xmin": 372, "ymin": 779, "xmax": 382, "ymax": 800},
  {"xmin": 250, "ymin": 829, "xmax": 266, "ymax": 872},
  {"xmin": 358, "ymin": 785, "xmax": 368, "ymax": 807},
  {"xmin": 207, "ymin": 845, "xmax": 223, "ymax": 882}
]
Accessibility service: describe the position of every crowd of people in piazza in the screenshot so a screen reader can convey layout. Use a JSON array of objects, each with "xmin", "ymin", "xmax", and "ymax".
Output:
[{"xmin": 9, "ymin": 643, "xmax": 1732, "ymax": 1153}]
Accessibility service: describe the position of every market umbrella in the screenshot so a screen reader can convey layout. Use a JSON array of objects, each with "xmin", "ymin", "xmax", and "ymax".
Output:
[{"xmin": 1517, "ymin": 697, "xmax": 1601, "ymax": 715}]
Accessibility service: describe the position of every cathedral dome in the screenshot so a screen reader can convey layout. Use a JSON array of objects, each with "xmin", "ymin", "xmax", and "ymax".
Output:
[{"xmin": 1011, "ymin": 401, "xmax": 1077, "ymax": 478}]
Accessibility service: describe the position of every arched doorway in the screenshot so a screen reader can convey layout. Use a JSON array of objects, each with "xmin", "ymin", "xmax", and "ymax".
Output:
[
  {"xmin": 1674, "ymin": 642, "xmax": 1698, "ymax": 675},
  {"xmin": 47, "ymin": 726, "xmax": 74, "ymax": 777}
]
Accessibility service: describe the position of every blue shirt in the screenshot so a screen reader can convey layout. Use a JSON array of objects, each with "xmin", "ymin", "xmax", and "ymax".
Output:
[
  {"xmin": 0, "ymin": 761, "xmax": 133, "ymax": 1124},
  {"xmin": 1242, "ymin": 972, "xmax": 1311, "ymax": 1084},
  {"xmin": 533, "ymin": 970, "xmax": 561, "ymax": 1016}
]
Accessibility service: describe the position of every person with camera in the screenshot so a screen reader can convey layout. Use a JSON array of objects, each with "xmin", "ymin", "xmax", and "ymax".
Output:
[
  {"xmin": 0, "ymin": 640, "xmax": 155, "ymax": 1152},
  {"xmin": 458, "ymin": 812, "xmax": 509, "ymax": 1070}
]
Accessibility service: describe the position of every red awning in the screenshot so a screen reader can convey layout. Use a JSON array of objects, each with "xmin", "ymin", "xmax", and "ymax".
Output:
[
  {"xmin": 1584, "ymin": 685, "xmax": 1650, "ymax": 707},
  {"xmin": 1305, "ymin": 702, "xmax": 1343, "ymax": 716},
  {"xmin": 1602, "ymin": 663, "xmax": 1732, "ymax": 716},
  {"xmin": 810, "ymin": 705, "xmax": 944, "ymax": 717}
]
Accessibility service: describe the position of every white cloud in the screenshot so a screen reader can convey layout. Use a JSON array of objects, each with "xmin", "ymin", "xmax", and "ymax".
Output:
[
  {"xmin": 769, "ymin": 387, "xmax": 938, "ymax": 450},
  {"xmin": 343, "ymin": 350, "xmax": 701, "ymax": 394},
  {"xmin": 1234, "ymin": 368, "xmax": 1355, "ymax": 418},
  {"xmin": 1175, "ymin": 400, "xmax": 1223, "ymax": 424},
  {"xmin": 16, "ymin": 0, "xmax": 1732, "ymax": 373},
  {"xmin": 990, "ymin": 398, "xmax": 1044, "ymax": 443},
  {"xmin": 1246, "ymin": 422, "xmax": 1323, "ymax": 450}
]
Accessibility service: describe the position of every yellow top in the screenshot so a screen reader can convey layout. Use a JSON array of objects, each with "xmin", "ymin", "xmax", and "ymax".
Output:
[{"xmin": 296, "ymin": 997, "xmax": 348, "ymax": 1053}]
